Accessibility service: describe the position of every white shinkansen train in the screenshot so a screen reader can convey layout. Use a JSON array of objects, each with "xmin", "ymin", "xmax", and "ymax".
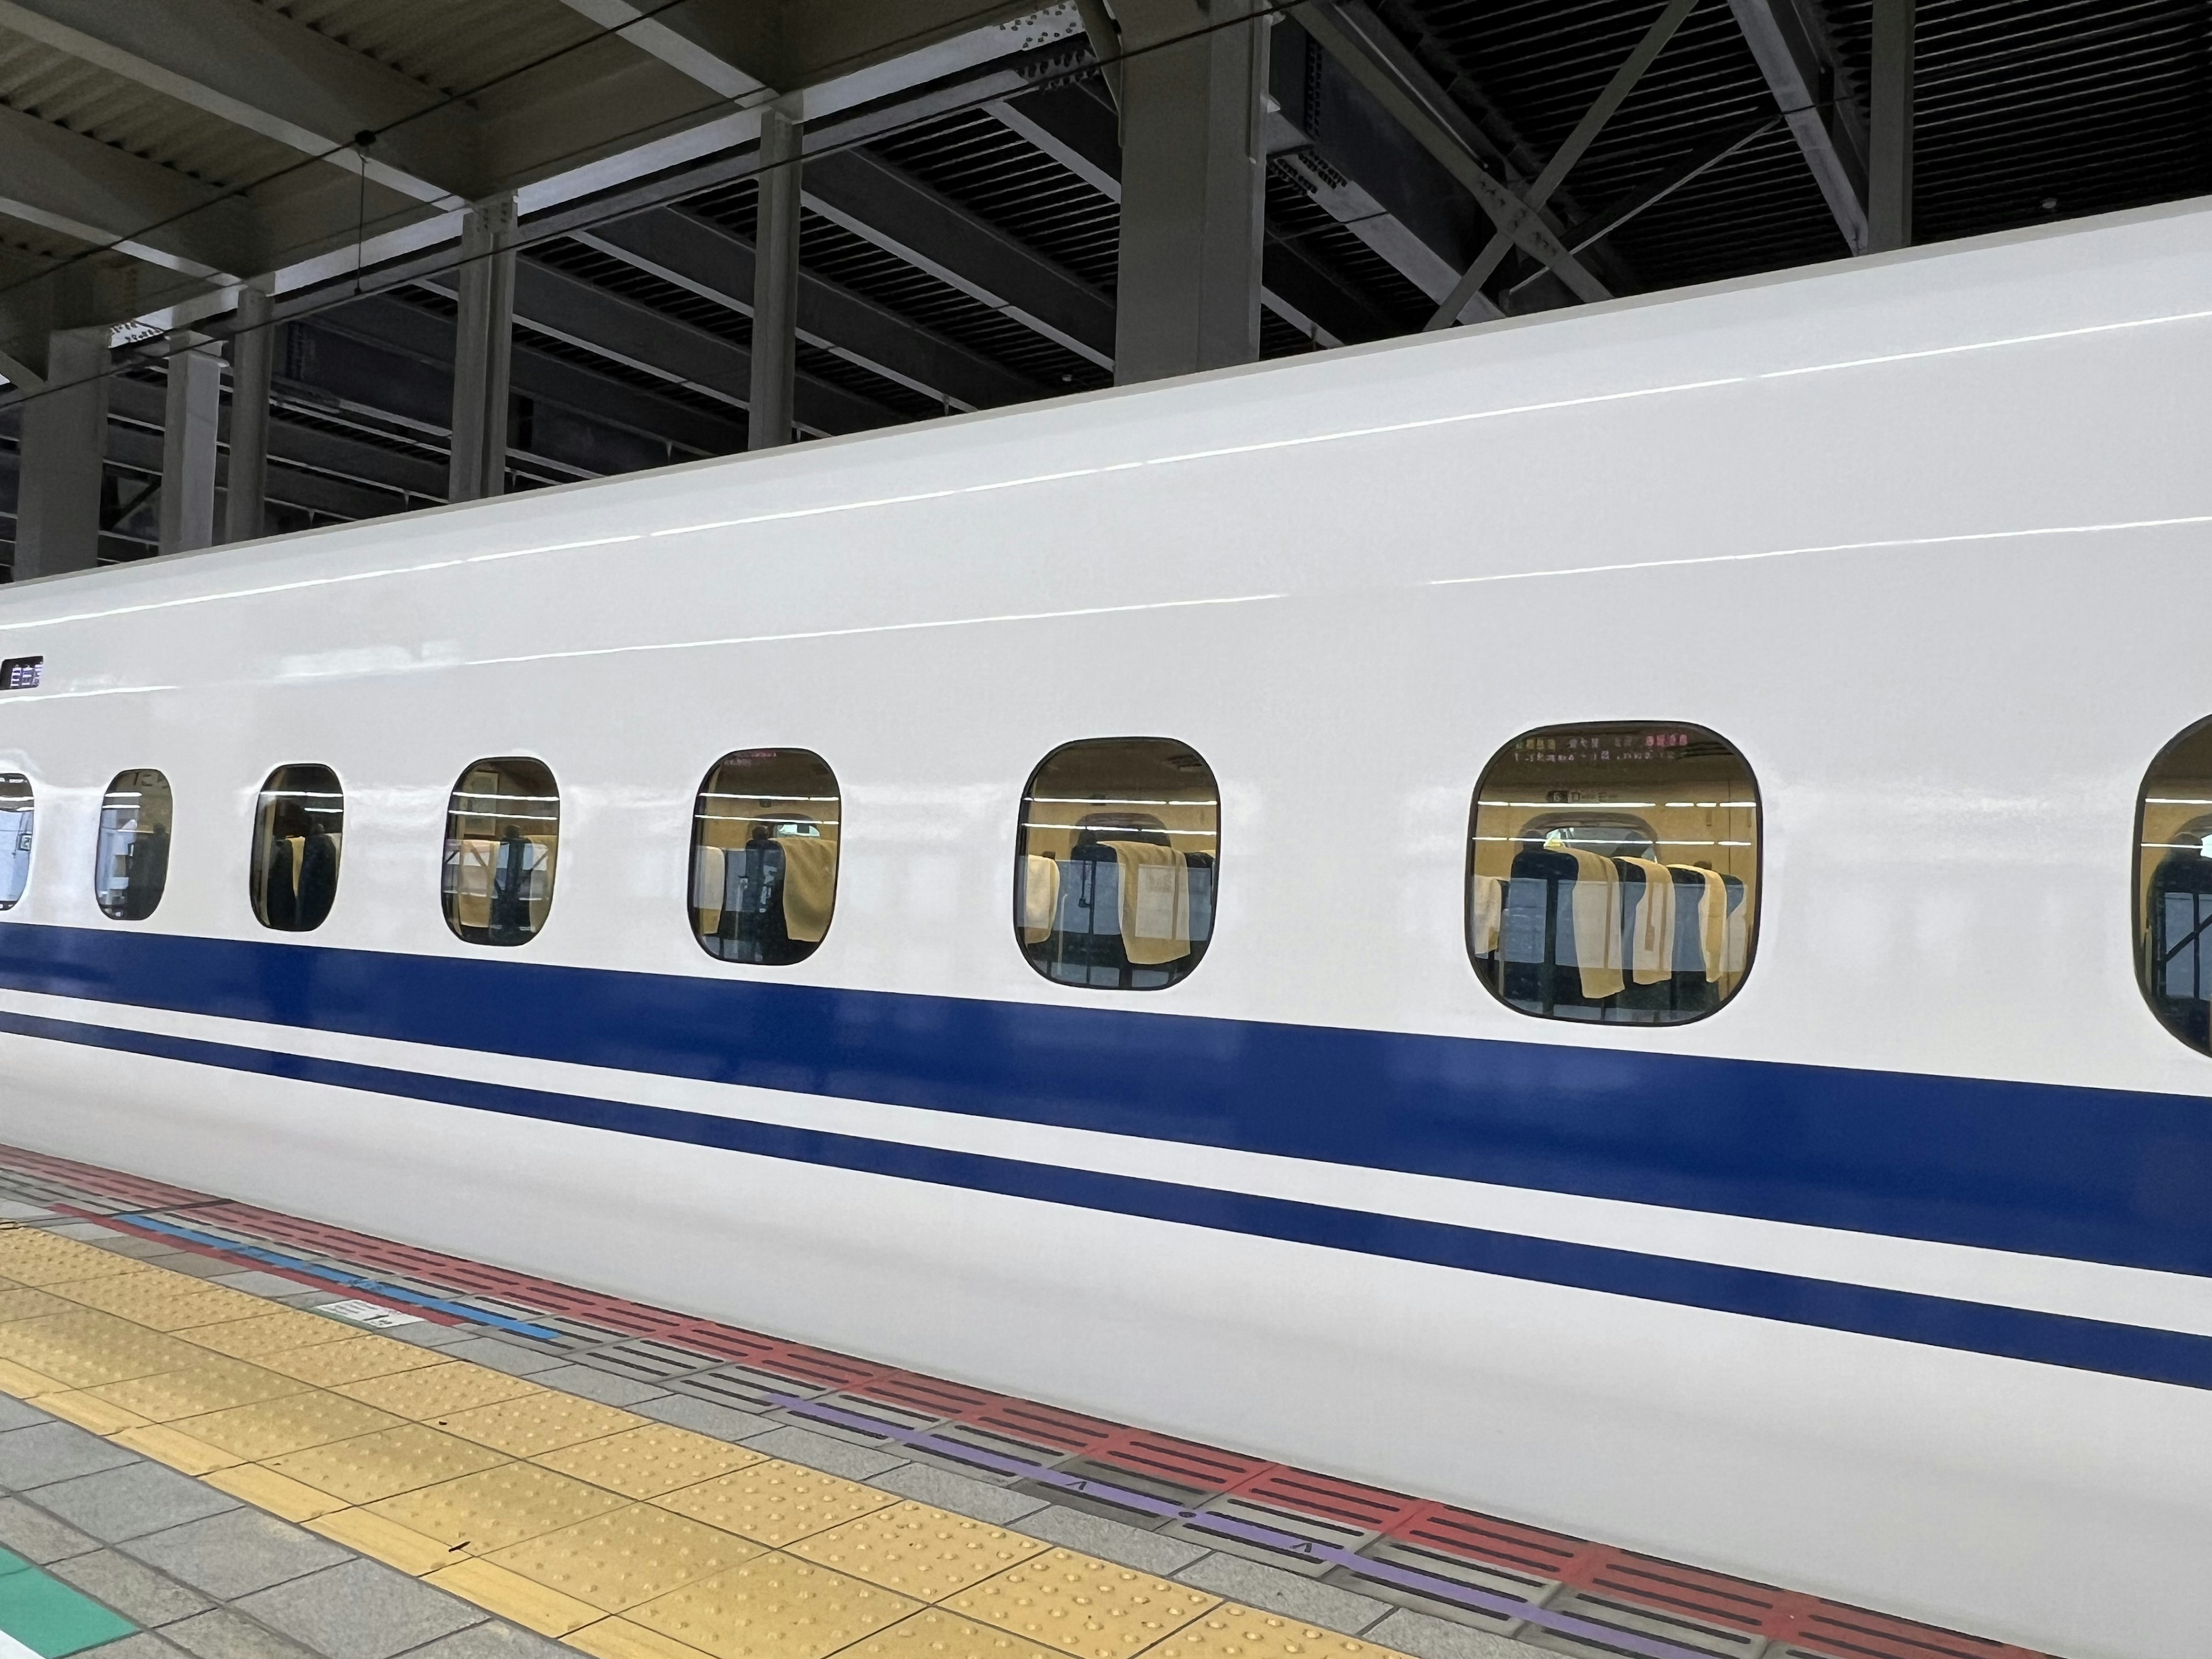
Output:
[{"xmin": 7, "ymin": 196, "xmax": 2212, "ymax": 1659}]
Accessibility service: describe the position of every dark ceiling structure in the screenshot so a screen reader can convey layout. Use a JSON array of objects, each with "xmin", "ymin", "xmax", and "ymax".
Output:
[{"xmin": 1, "ymin": 0, "xmax": 2206, "ymax": 571}]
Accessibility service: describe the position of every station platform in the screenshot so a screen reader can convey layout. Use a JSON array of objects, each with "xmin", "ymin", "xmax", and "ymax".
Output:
[{"xmin": 0, "ymin": 1143, "xmax": 2045, "ymax": 1659}]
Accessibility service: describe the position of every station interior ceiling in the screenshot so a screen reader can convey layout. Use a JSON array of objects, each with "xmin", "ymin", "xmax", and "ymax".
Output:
[{"xmin": 0, "ymin": 0, "xmax": 2205, "ymax": 573}]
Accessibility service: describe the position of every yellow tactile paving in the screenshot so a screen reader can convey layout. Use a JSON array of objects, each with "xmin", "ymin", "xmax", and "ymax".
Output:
[
  {"xmin": 0, "ymin": 1312, "xmax": 204, "ymax": 1388},
  {"xmin": 944, "ymin": 1551, "xmax": 1219, "ymax": 1659},
  {"xmin": 172, "ymin": 1391, "xmax": 407, "ymax": 1459},
  {"xmin": 791, "ymin": 1504, "xmax": 1049, "ymax": 1600},
  {"xmin": 535, "ymin": 1425, "xmax": 766, "ymax": 1500},
  {"xmin": 567, "ymin": 1619, "xmax": 718, "ymax": 1659},
  {"xmin": 489, "ymin": 1504, "xmax": 760, "ymax": 1613},
  {"xmin": 335, "ymin": 1361, "xmax": 544, "ymax": 1417},
  {"xmin": 434, "ymin": 1391, "xmax": 643, "ymax": 1457},
  {"xmin": 266, "ymin": 1423, "xmax": 513, "ymax": 1505},
  {"xmin": 366, "ymin": 1461, "xmax": 631, "ymax": 1555},
  {"xmin": 85, "ymin": 1356, "xmax": 311, "ymax": 1421},
  {"xmin": 846, "ymin": 1611, "xmax": 1069, "ymax": 1659},
  {"xmin": 627, "ymin": 1554, "xmax": 922, "ymax": 1659},
  {"xmin": 181, "ymin": 1309, "xmax": 362, "ymax": 1359},
  {"xmin": 655, "ymin": 1461, "xmax": 900, "ymax": 1547},
  {"xmin": 257, "ymin": 1333, "xmax": 452, "ymax": 1386},
  {"xmin": 0, "ymin": 1219, "xmax": 1379, "ymax": 1659},
  {"xmin": 1153, "ymin": 1609, "xmax": 1414, "ymax": 1659},
  {"xmin": 53, "ymin": 1271, "xmax": 266, "ymax": 1330},
  {"xmin": 0, "ymin": 1287, "xmax": 74, "ymax": 1321},
  {"xmin": 429, "ymin": 1559, "xmax": 607, "ymax": 1637}
]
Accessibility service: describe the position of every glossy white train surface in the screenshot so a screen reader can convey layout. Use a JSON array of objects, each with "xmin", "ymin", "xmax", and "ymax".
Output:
[{"xmin": 5, "ymin": 197, "xmax": 2212, "ymax": 1659}]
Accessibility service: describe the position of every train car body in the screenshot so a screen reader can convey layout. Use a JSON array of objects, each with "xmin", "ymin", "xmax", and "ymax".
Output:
[{"xmin": 4, "ymin": 197, "xmax": 2212, "ymax": 1659}]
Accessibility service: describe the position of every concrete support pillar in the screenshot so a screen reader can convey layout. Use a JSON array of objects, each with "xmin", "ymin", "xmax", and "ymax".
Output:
[
  {"xmin": 749, "ymin": 102, "xmax": 803, "ymax": 451},
  {"xmin": 1112, "ymin": 0, "xmax": 1268, "ymax": 385},
  {"xmin": 224, "ymin": 285, "xmax": 275, "ymax": 544},
  {"xmin": 13, "ymin": 328, "xmax": 109, "ymax": 581},
  {"xmin": 1868, "ymin": 0, "xmax": 1914, "ymax": 253},
  {"xmin": 449, "ymin": 192, "xmax": 517, "ymax": 502},
  {"xmin": 158, "ymin": 335, "xmax": 222, "ymax": 556}
]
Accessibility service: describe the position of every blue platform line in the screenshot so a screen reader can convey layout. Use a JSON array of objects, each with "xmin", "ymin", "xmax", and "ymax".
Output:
[
  {"xmin": 5, "ymin": 1003, "xmax": 2211, "ymax": 1393},
  {"xmin": 112, "ymin": 1212, "xmax": 566, "ymax": 1341}
]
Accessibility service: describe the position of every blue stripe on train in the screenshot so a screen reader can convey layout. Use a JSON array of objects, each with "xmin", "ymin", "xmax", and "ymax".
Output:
[
  {"xmin": 3, "ymin": 1001, "xmax": 2210, "ymax": 1391},
  {"xmin": 1, "ymin": 921, "xmax": 2209, "ymax": 1279}
]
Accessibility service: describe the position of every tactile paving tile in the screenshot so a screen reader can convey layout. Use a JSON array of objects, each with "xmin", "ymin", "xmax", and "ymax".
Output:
[
  {"xmin": 84, "ymin": 1355, "xmax": 311, "ymax": 1420},
  {"xmin": 945, "ymin": 1550, "xmax": 1219, "ymax": 1659},
  {"xmin": 180, "ymin": 1309, "xmax": 361, "ymax": 1359},
  {"xmin": 1154, "ymin": 1608, "xmax": 1412, "ymax": 1659},
  {"xmin": 256, "ymin": 1332, "xmax": 450, "ymax": 1385},
  {"xmin": 0, "ymin": 1312, "xmax": 205, "ymax": 1388},
  {"xmin": 433, "ymin": 1389, "xmax": 643, "ymax": 1456},
  {"xmin": 366, "ymin": 1461, "xmax": 630, "ymax": 1554},
  {"xmin": 533, "ymin": 1424, "xmax": 766, "ymax": 1499},
  {"xmin": 844, "ymin": 1611, "xmax": 1084, "ymax": 1659},
  {"xmin": 0, "ymin": 1234, "xmax": 145, "ymax": 1285},
  {"xmin": 791, "ymin": 1502, "xmax": 1049, "ymax": 1599},
  {"xmin": 335, "ymin": 1361, "xmax": 545, "ymax": 1417},
  {"xmin": 488, "ymin": 1502, "xmax": 761, "ymax": 1611},
  {"xmin": 654, "ymin": 1459, "xmax": 902, "ymax": 1546},
  {"xmin": 268, "ymin": 1422, "xmax": 514, "ymax": 1504},
  {"xmin": 627, "ymin": 1553, "xmax": 922, "ymax": 1659},
  {"xmin": 53, "ymin": 1270, "xmax": 267, "ymax": 1330},
  {"xmin": 170, "ymin": 1391, "xmax": 409, "ymax": 1460},
  {"xmin": 0, "ymin": 1287, "xmax": 74, "ymax": 1323}
]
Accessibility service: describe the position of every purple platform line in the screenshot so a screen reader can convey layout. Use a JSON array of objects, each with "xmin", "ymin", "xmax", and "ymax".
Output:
[{"xmin": 767, "ymin": 1389, "xmax": 1712, "ymax": 1659}]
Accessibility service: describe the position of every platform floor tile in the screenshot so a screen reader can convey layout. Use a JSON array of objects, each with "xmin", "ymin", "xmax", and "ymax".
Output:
[
  {"xmin": 266, "ymin": 1425, "xmax": 512, "ymax": 1506},
  {"xmin": 943, "ymin": 1550, "xmax": 1219, "ymax": 1659},
  {"xmin": 0, "ymin": 1315, "xmax": 204, "ymax": 1389},
  {"xmin": 433, "ymin": 1395, "xmax": 641, "ymax": 1459},
  {"xmin": 365, "ymin": 1464, "xmax": 631, "ymax": 1556},
  {"xmin": 168, "ymin": 1393, "xmax": 407, "ymax": 1463},
  {"xmin": 789, "ymin": 1504, "xmax": 1047, "ymax": 1601},
  {"xmin": 842, "ymin": 1610, "xmax": 1069, "ymax": 1659},
  {"xmin": 531, "ymin": 1430, "xmax": 763, "ymax": 1502},
  {"xmin": 653, "ymin": 1464, "xmax": 899, "ymax": 1549},
  {"xmin": 0, "ymin": 1554, "xmax": 139, "ymax": 1656},
  {"xmin": 0, "ymin": 1239, "xmax": 142, "ymax": 1287},
  {"xmin": 0, "ymin": 1290, "xmax": 75, "ymax": 1324},
  {"xmin": 624, "ymin": 1554, "xmax": 921, "ymax": 1659},
  {"xmin": 334, "ymin": 1366, "xmax": 543, "ymax": 1420},
  {"xmin": 426, "ymin": 1559, "xmax": 605, "ymax": 1639},
  {"xmin": 52, "ymin": 1275, "xmax": 266, "ymax": 1333},
  {"xmin": 487, "ymin": 1505, "xmax": 759, "ymax": 1613}
]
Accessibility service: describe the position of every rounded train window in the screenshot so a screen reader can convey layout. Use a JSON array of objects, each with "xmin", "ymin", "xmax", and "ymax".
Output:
[
  {"xmin": 689, "ymin": 751, "xmax": 840, "ymax": 965},
  {"xmin": 2132, "ymin": 718, "xmax": 2212, "ymax": 1052},
  {"xmin": 1469, "ymin": 724, "xmax": 1759, "ymax": 1024},
  {"xmin": 95, "ymin": 770, "xmax": 173, "ymax": 922},
  {"xmin": 251, "ymin": 765, "xmax": 344, "ymax": 933},
  {"xmin": 0, "ymin": 775, "xmax": 32, "ymax": 911},
  {"xmin": 1017, "ymin": 738, "xmax": 1218, "ymax": 991},
  {"xmin": 442, "ymin": 757, "xmax": 559, "ymax": 948}
]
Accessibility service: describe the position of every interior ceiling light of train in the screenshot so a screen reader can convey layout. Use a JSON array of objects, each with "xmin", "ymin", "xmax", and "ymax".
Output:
[{"xmin": 0, "ymin": 0, "xmax": 2207, "ymax": 574}]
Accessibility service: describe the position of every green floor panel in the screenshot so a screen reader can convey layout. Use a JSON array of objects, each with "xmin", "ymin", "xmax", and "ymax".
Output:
[
  {"xmin": 0, "ymin": 1552, "xmax": 29, "ymax": 1580},
  {"xmin": 0, "ymin": 1567, "xmax": 137, "ymax": 1657}
]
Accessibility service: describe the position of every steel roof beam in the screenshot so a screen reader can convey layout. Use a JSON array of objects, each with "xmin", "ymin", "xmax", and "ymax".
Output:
[
  {"xmin": 1727, "ymin": 0, "xmax": 1870, "ymax": 253},
  {"xmin": 575, "ymin": 209, "xmax": 1041, "ymax": 411},
  {"xmin": 431, "ymin": 260, "xmax": 903, "ymax": 438},
  {"xmin": 1292, "ymin": 0, "xmax": 1610, "ymax": 304},
  {"xmin": 0, "ymin": 0, "xmax": 476, "ymax": 205},
  {"xmin": 802, "ymin": 148, "xmax": 1118, "ymax": 370}
]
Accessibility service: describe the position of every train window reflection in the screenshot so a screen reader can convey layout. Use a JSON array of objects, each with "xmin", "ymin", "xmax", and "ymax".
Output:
[
  {"xmin": 1469, "ymin": 724, "xmax": 1759, "ymax": 1024},
  {"xmin": 443, "ymin": 757, "xmax": 559, "ymax": 947},
  {"xmin": 251, "ymin": 765, "xmax": 344, "ymax": 933},
  {"xmin": 1017, "ymin": 738, "xmax": 1218, "ymax": 990},
  {"xmin": 0, "ymin": 775, "xmax": 31, "ymax": 910},
  {"xmin": 2133, "ymin": 718, "xmax": 2212, "ymax": 1052},
  {"xmin": 689, "ymin": 750, "xmax": 840, "ymax": 965},
  {"xmin": 95, "ymin": 770, "xmax": 173, "ymax": 922}
]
